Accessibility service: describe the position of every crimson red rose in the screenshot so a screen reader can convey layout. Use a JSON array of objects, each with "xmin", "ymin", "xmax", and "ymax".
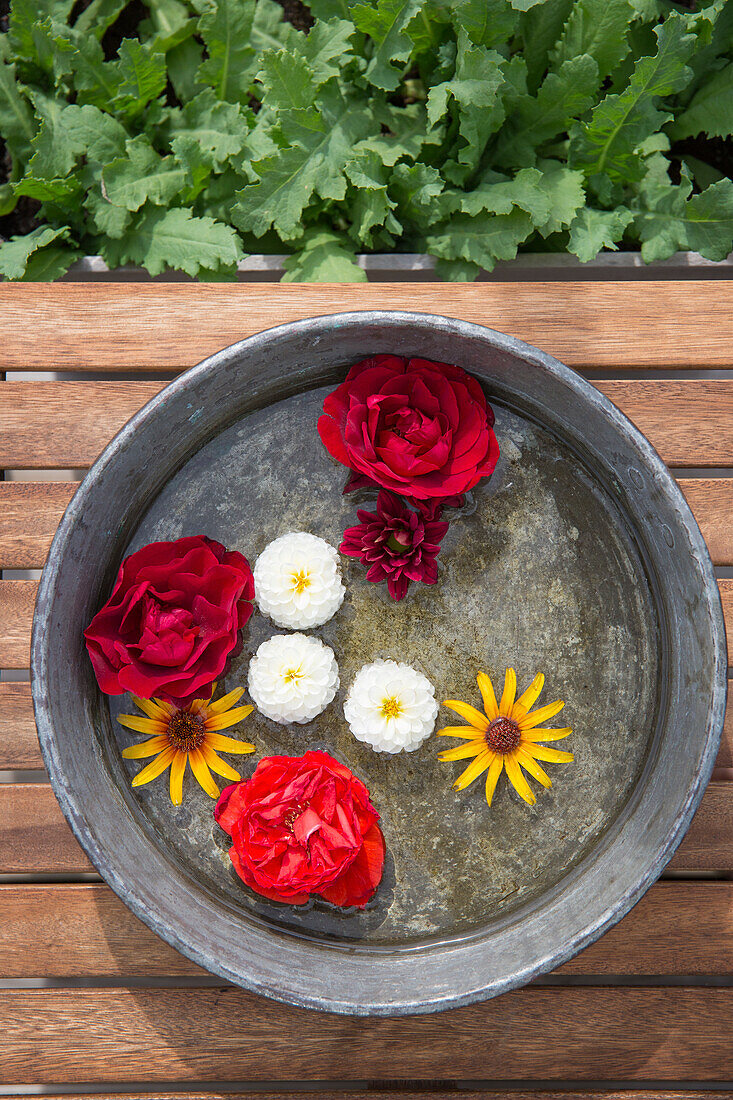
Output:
[
  {"xmin": 215, "ymin": 751, "xmax": 385, "ymax": 908},
  {"xmin": 84, "ymin": 535, "xmax": 254, "ymax": 707},
  {"xmin": 318, "ymin": 355, "xmax": 499, "ymax": 501}
]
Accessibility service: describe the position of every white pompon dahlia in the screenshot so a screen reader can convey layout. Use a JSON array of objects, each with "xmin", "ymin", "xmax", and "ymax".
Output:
[
  {"xmin": 344, "ymin": 660, "xmax": 438, "ymax": 754},
  {"xmin": 248, "ymin": 633, "xmax": 339, "ymax": 725},
  {"xmin": 253, "ymin": 532, "xmax": 345, "ymax": 630}
]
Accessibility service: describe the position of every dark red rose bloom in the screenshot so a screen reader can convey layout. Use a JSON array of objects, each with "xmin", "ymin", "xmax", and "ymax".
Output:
[
  {"xmin": 215, "ymin": 751, "xmax": 385, "ymax": 908},
  {"xmin": 318, "ymin": 355, "xmax": 499, "ymax": 502},
  {"xmin": 84, "ymin": 535, "xmax": 254, "ymax": 707},
  {"xmin": 340, "ymin": 491, "xmax": 449, "ymax": 601}
]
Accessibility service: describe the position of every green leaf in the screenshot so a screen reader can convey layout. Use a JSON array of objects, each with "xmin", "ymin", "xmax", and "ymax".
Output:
[
  {"xmin": 0, "ymin": 53, "xmax": 35, "ymax": 161},
  {"xmin": 27, "ymin": 100, "xmax": 127, "ymax": 178},
  {"xmin": 85, "ymin": 182, "xmax": 132, "ymax": 238},
  {"xmin": 452, "ymin": 0, "xmax": 518, "ymax": 50},
  {"xmin": 21, "ymin": 244, "xmax": 80, "ymax": 279},
  {"xmin": 165, "ymin": 89, "xmax": 247, "ymax": 168},
  {"xmin": 113, "ymin": 39, "xmax": 167, "ymax": 117},
  {"xmin": 567, "ymin": 206, "xmax": 633, "ymax": 261},
  {"xmin": 344, "ymin": 148, "xmax": 401, "ymax": 244},
  {"xmin": 493, "ymin": 53, "xmax": 600, "ymax": 167},
  {"xmin": 569, "ymin": 13, "xmax": 695, "ymax": 182},
  {"xmin": 282, "ymin": 229, "xmax": 366, "ymax": 281},
  {"xmin": 122, "ymin": 207, "xmax": 244, "ymax": 277},
  {"xmin": 102, "ymin": 136, "xmax": 190, "ymax": 211},
  {"xmin": 519, "ymin": 0, "xmax": 573, "ymax": 92},
  {"xmin": 232, "ymin": 86, "xmax": 376, "ymax": 239},
  {"xmin": 13, "ymin": 174, "xmax": 81, "ymax": 202},
  {"xmin": 73, "ymin": 0, "xmax": 128, "ymax": 39},
  {"xmin": 0, "ymin": 224, "xmax": 70, "ymax": 280},
  {"xmin": 434, "ymin": 257, "xmax": 481, "ymax": 281},
  {"xmin": 168, "ymin": 36, "xmax": 205, "ymax": 102},
  {"xmin": 426, "ymin": 208, "xmax": 533, "ymax": 270},
  {"xmin": 258, "ymin": 47, "xmax": 318, "ymax": 110},
  {"xmin": 447, "ymin": 166, "xmax": 552, "ymax": 222},
  {"xmin": 682, "ymin": 180, "xmax": 733, "ymax": 262},
  {"xmin": 350, "ymin": 0, "xmax": 423, "ymax": 92},
  {"xmin": 140, "ymin": 0, "xmax": 197, "ymax": 52},
  {"xmin": 300, "ymin": 18, "xmax": 357, "ymax": 83},
  {"xmin": 671, "ymin": 62, "xmax": 733, "ymax": 141},
  {"xmin": 552, "ymin": 0, "xmax": 633, "ymax": 80},
  {"xmin": 8, "ymin": 0, "xmax": 74, "ymax": 65},
  {"xmin": 533, "ymin": 158, "xmax": 586, "ymax": 236},
  {"xmin": 427, "ymin": 31, "xmax": 507, "ymax": 175},
  {"xmin": 196, "ymin": 0, "xmax": 258, "ymax": 103},
  {"xmin": 510, "ymin": 0, "xmax": 548, "ymax": 10},
  {"xmin": 390, "ymin": 161, "xmax": 444, "ymax": 224}
]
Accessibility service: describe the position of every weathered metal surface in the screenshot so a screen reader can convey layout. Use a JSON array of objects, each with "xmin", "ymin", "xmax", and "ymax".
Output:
[{"xmin": 31, "ymin": 313, "xmax": 727, "ymax": 1014}]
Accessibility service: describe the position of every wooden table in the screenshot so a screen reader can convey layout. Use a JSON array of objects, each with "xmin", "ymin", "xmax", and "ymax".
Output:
[{"xmin": 1, "ymin": 281, "xmax": 732, "ymax": 1099}]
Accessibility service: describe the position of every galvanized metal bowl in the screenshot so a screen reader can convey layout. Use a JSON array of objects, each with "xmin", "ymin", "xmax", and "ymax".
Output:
[{"xmin": 32, "ymin": 312, "xmax": 726, "ymax": 1015}]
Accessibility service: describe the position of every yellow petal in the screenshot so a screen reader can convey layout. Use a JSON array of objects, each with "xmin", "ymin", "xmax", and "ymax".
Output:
[
  {"xmin": 519, "ymin": 699, "xmax": 565, "ymax": 729},
  {"xmin": 169, "ymin": 751, "xmax": 186, "ymax": 805},
  {"xmin": 200, "ymin": 743, "xmax": 241, "ymax": 782},
  {"xmin": 130, "ymin": 746, "xmax": 177, "ymax": 787},
  {"xmin": 512, "ymin": 672, "xmax": 544, "ymax": 719},
  {"xmin": 131, "ymin": 696, "xmax": 169, "ymax": 720},
  {"xmin": 438, "ymin": 740, "xmax": 485, "ymax": 762},
  {"xmin": 205, "ymin": 705, "xmax": 254, "ymax": 731},
  {"xmin": 524, "ymin": 744, "xmax": 574, "ymax": 763},
  {"xmin": 188, "ymin": 697, "xmax": 208, "ymax": 716},
  {"xmin": 118, "ymin": 714, "xmax": 167, "ymax": 736},
  {"xmin": 437, "ymin": 725, "xmax": 484, "ymax": 739},
  {"xmin": 205, "ymin": 732, "xmax": 256, "ymax": 754},
  {"xmin": 484, "ymin": 754, "xmax": 504, "ymax": 806},
  {"xmin": 442, "ymin": 700, "xmax": 489, "ymax": 731},
  {"xmin": 504, "ymin": 752, "xmax": 536, "ymax": 805},
  {"xmin": 498, "ymin": 667, "xmax": 517, "ymax": 717},
  {"xmin": 122, "ymin": 735, "xmax": 169, "ymax": 759},
  {"xmin": 454, "ymin": 749, "xmax": 493, "ymax": 791},
  {"xmin": 516, "ymin": 747, "xmax": 552, "ymax": 788},
  {"xmin": 188, "ymin": 747, "xmax": 220, "ymax": 798},
  {"xmin": 522, "ymin": 726, "xmax": 572, "ymax": 743},
  {"xmin": 476, "ymin": 672, "xmax": 498, "ymax": 721},
  {"xmin": 205, "ymin": 687, "xmax": 246, "ymax": 716}
]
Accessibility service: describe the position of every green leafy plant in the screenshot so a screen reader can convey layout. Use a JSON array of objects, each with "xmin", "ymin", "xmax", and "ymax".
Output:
[{"xmin": 0, "ymin": 0, "xmax": 731, "ymax": 280}]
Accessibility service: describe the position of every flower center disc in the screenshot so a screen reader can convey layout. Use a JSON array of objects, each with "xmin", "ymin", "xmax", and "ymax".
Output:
[
  {"xmin": 291, "ymin": 569, "xmax": 311, "ymax": 594},
  {"xmin": 486, "ymin": 716, "xmax": 521, "ymax": 753},
  {"xmin": 167, "ymin": 711, "xmax": 206, "ymax": 751},
  {"xmin": 381, "ymin": 696, "xmax": 403, "ymax": 719}
]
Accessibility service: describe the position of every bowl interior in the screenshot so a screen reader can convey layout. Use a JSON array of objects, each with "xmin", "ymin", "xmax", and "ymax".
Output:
[{"xmin": 33, "ymin": 314, "xmax": 725, "ymax": 1013}]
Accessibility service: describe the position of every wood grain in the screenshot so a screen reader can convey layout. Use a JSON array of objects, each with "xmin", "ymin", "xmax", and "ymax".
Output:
[
  {"xmin": 0, "ymin": 683, "xmax": 42, "ymax": 770},
  {"xmin": 1, "ymin": 478, "xmax": 731, "ymax": 571},
  {"xmin": 2, "ymin": 676, "xmax": 731, "ymax": 773},
  {"xmin": 0, "ymin": 482, "xmax": 76, "ymax": 568},
  {"xmin": 678, "ymin": 478, "xmax": 733, "ymax": 566},
  {"xmin": 1, "ymin": 881, "xmax": 730, "ymax": 979},
  {"xmin": 13, "ymin": 579, "xmax": 733, "ymax": 669},
  {"xmin": 3, "ymin": 379, "xmax": 733, "ymax": 468},
  {"xmin": 1, "ymin": 282, "xmax": 732, "ymax": 371},
  {"xmin": 2, "ymin": 986, "xmax": 733, "ymax": 1081},
  {"xmin": 0, "ymin": 782, "xmax": 729, "ymax": 876}
]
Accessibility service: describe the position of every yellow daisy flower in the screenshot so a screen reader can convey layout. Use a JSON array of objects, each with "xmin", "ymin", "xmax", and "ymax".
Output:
[
  {"xmin": 118, "ymin": 684, "xmax": 255, "ymax": 805},
  {"xmin": 437, "ymin": 668, "xmax": 573, "ymax": 807}
]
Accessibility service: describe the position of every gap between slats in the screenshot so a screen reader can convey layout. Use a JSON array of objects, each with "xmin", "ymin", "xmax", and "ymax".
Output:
[
  {"xmin": 2, "ymin": 478, "xmax": 733, "ymax": 570},
  {"xmin": 0, "ymin": 783, "xmax": 728, "ymax": 876},
  {"xmin": 1, "ymin": 281, "xmax": 732, "ymax": 371},
  {"xmin": 0, "ymin": 881, "xmax": 730, "ymax": 979},
  {"xmin": 3, "ymin": 380, "xmax": 733, "ymax": 468}
]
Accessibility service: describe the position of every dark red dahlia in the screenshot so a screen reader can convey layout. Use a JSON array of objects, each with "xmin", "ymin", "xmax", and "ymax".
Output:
[{"xmin": 340, "ymin": 491, "xmax": 449, "ymax": 601}]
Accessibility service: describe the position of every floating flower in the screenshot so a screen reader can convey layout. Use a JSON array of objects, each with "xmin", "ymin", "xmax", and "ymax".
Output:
[
  {"xmin": 85, "ymin": 535, "xmax": 254, "ymax": 707},
  {"xmin": 344, "ymin": 659, "xmax": 438, "ymax": 753},
  {"xmin": 253, "ymin": 532, "xmax": 345, "ymax": 630},
  {"xmin": 340, "ymin": 491, "xmax": 449, "ymax": 600},
  {"xmin": 248, "ymin": 633, "xmax": 339, "ymax": 725},
  {"xmin": 438, "ymin": 669, "xmax": 573, "ymax": 806},
  {"xmin": 118, "ymin": 685, "xmax": 255, "ymax": 804},
  {"xmin": 318, "ymin": 354, "xmax": 499, "ymax": 502},
  {"xmin": 215, "ymin": 751, "xmax": 385, "ymax": 908}
]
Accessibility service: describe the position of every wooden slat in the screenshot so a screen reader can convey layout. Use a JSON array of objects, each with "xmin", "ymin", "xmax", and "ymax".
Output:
[
  {"xmin": 1, "ymin": 282, "xmax": 732, "ymax": 371},
  {"xmin": 1, "ymin": 881, "xmax": 730, "ymax": 979},
  {"xmin": 3, "ymin": 379, "xmax": 733, "ymax": 469},
  {"xmin": 2, "ymin": 986, "xmax": 733, "ymax": 1081},
  {"xmin": 15, "ymin": 578, "xmax": 733, "ymax": 670},
  {"xmin": 1, "ymin": 477, "xmax": 731, "ymax": 571},
  {"xmin": 0, "ymin": 682, "xmax": 41, "ymax": 769},
  {"xmin": 0, "ymin": 482, "xmax": 76, "ymax": 569},
  {"xmin": 678, "ymin": 478, "xmax": 733, "ymax": 567},
  {"xmin": 0, "ymin": 782, "xmax": 729, "ymax": 876},
  {"xmin": 1, "ymin": 677, "xmax": 731, "ymax": 775}
]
